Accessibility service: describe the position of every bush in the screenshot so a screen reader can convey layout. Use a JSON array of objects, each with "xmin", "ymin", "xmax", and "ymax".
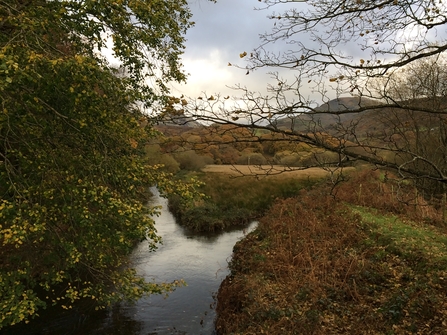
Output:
[
  {"xmin": 159, "ymin": 154, "xmax": 180, "ymax": 174},
  {"xmin": 173, "ymin": 151, "xmax": 212, "ymax": 171},
  {"xmin": 237, "ymin": 153, "xmax": 268, "ymax": 165},
  {"xmin": 274, "ymin": 151, "xmax": 303, "ymax": 166},
  {"xmin": 169, "ymin": 199, "xmax": 254, "ymax": 231},
  {"xmin": 145, "ymin": 144, "xmax": 180, "ymax": 173}
]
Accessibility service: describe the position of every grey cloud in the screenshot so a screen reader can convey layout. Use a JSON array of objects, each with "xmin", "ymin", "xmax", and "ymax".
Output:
[{"xmin": 186, "ymin": 0, "xmax": 273, "ymax": 62}]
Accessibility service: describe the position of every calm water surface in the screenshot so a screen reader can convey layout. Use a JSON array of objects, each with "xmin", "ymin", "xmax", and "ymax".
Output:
[
  {"xmin": 3, "ymin": 189, "xmax": 255, "ymax": 335},
  {"xmin": 89, "ymin": 188, "xmax": 256, "ymax": 335}
]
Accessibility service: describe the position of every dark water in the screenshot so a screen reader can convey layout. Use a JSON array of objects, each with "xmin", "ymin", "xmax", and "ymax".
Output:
[{"xmin": 3, "ymin": 189, "xmax": 256, "ymax": 335}]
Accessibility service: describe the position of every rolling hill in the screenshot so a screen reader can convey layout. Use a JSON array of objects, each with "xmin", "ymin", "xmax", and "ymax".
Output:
[{"xmin": 275, "ymin": 96, "xmax": 382, "ymax": 136}]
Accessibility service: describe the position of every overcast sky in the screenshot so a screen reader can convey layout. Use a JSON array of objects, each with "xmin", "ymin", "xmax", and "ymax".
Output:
[
  {"xmin": 170, "ymin": 0, "xmax": 442, "ymax": 105},
  {"xmin": 171, "ymin": 0, "xmax": 289, "ymax": 99}
]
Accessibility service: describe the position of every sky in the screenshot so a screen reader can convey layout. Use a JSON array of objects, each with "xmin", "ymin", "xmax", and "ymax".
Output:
[
  {"xmin": 171, "ymin": 0, "xmax": 293, "ymax": 100},
  {"xmin": 170, "ymin": 0, "xmax": 447, "ymax": 106},
  {"xmin": 171, "ymin": 0, "xmax": 381, "ymax": 106}
]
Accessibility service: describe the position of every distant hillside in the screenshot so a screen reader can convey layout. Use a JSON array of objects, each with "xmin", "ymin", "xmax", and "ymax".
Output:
[
  {"xmin": 315, "ymin": 96, "xmax": 380, "ymax": 112},
  {"xmin": 314, "ymin": 96, "xmax": 381, "ymax": 124},
  {"xmin": 156, "ymin": 114, "xmax": 202, "ymax": 128},
  {"xmin": 275, "ymin": 96, "xmax": 381, "ymax": 133},
  {"xmin": 276, "ymin": 95, "xmax": 447, "ymax": 142}
]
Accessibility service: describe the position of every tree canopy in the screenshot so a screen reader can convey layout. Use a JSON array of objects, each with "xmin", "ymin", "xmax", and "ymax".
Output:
[{"xmin": 0, "ymin": 0, "xmax": 197, "ymax": 328}]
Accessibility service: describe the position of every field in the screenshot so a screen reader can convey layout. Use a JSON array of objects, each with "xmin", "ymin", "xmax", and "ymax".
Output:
[
  {"xmin": 169, "ymin": 165, "xmax": 337, "ymax": 232},
  {"xmin": 201, "ymin": 164, "xmax": 354, "ymax": 179}
]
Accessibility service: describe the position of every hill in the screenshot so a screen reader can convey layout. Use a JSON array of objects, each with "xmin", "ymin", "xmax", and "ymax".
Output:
[
  {"xmin": 275, "ymin": 96, "xmax": 447, "ymax": 143},
  {"xmin": 275, "ymin": 96, "xmax": 382, "ymax": 136}
]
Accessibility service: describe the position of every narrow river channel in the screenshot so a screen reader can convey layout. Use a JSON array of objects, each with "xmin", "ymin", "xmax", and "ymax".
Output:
[
  {"xmin": 3, "ymin": 188, "xmax": 256, "ymax": 335},
  {"xmin": 88, "ymin": 188, "xmax": 256, "ymax": 335}
]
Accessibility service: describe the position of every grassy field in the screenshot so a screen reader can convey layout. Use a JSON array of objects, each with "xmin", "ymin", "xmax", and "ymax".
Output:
[
  {"xmin": 168, "ymin": 165, "xmax": 344, "ymax": 232},
  {"xmin": 202, "ymin": 164, "xmax": 354, "ymax": 178}
]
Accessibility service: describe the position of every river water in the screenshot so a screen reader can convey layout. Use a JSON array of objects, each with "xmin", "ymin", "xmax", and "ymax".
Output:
[{"xmin": 3, "ymin": 189, "xmax": 255, "ymax": 335}]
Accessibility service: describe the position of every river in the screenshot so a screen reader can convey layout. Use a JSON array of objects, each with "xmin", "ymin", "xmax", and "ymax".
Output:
[{"xmin": 2, "ymin": 188, "xmax": 256, "ymax": 335}]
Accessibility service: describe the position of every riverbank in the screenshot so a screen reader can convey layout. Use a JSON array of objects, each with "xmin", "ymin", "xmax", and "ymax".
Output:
[
  {"xmin": 168, "ymin": 165, "xmax": 342, "ymax": 232},
  {"xmin": 215, "ymin": 169, "xmax": 447, "ymax": 334}
]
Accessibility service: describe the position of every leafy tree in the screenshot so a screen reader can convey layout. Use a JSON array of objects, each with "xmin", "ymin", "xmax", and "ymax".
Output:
[
  {"xmin": 237, "ymin": 152, "xmax": 267, "ymax": 165},
  {"xmin": 144, "ymin": 144, "xmax": 180, "ymax": 174},
  {"xmin": 183, "ymin": 0, "xmax": 447, "ymax": 196},
  {"xmin": 173, "ymin": 150, "xmax": 212, "ymax": 171},
  {"xmin": 0, "ymin": 0, "xmax": 197, "ymax": 328}
]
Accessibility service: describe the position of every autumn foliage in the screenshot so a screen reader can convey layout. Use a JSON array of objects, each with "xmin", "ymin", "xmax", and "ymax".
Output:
[{"xmin": 0, "ymin": 0, "xmax": 194, "ymax": 328}]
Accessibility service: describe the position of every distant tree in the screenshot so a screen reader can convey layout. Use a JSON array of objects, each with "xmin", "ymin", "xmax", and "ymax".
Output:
[
  {"xmin": 0, "ymin": 0, "xmax": 196, "ymax": 328},
  {"xmin": 274, "ymin": 151, "xmax": 302, "ymax": 167},
  {"xmin": 237, "ymin": 152, "xmax": 267, "ymax": 165},
  {"xmin": 373, "ymin": 56, "xmax": 447, "ymax": 195},
  {"xmin": 144, "ymin": 144, "xmax": 180, "ymax": 174},
  {"xmin": 182, "ymin": 0, "xmax": 447, "ymax": 196},
  {"xmin": 380, "ymin": 56, "xmax": 447, "ymax": 102},
  {"xmin": 173, "ymin": 151, "xmax": 212, "ymax": 171}
]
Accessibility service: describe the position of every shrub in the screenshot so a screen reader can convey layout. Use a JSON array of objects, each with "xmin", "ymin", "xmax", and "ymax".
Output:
[
  {"xmin": 275, "ymin": 151, "xmax": 303, "ymax": 166},
  {"xmin": 237, "ymin": 153, "xmax": 268, "ymax": 165},
  {"xmin": 173, "ymin": 151, "xmax": 212, "ymax": 171}
]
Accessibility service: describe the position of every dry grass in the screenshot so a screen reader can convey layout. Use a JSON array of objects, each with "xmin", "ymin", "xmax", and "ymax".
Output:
[
  {"xmin": 216, "ymin": 169, "xmax": 447, "ymax": 334},
  {"xmin": 201, "ymin": 164, "xmax": 354, "ymax": 179}
]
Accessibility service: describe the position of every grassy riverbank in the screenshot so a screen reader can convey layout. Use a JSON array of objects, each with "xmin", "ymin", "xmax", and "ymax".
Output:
[
  {"xmin": 168, "ymin": 165, "xmax": 340, "ymax": 232},
  {"xmin": 216, "ymin": 169, "xmax": 447, "ymax": 334}
]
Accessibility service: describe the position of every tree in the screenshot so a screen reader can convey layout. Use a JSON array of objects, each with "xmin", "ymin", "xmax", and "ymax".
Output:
[
  {"xmin": 373, "ymin": 56, "xmax": 447, "ymax": 195},
  {"xmin": 0, "ymin": 0, "xmax": 197, "ymax": 328},
  {"xmin": 183, "ymin": 0, "xmax": 447, "ymax": 195},
  {"xmin": 381, "ymin": 56, "xmax": 447, "ymax": 102}
]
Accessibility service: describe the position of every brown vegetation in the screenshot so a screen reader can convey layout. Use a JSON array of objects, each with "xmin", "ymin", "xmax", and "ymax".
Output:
[
  {"xmin": 201, "ymin": 165, "xmax": 354, "ymax": 179},
  {"xmin": 216, "ymin": 169, "xmax": 447, "ymax": 334}
]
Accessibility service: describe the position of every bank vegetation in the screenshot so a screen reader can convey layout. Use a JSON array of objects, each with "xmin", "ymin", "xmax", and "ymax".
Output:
[{"xmin": 215, "ymin": 168, "xmax": 447, "ymax": 334}]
